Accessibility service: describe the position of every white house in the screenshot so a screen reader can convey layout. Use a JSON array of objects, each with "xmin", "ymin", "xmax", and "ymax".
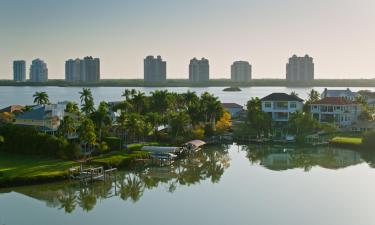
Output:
[
  {"xmin": 321, "ymin": 88, "xmax": 359, "ymax": 101},
  {"xmin": 260, "ymin": 93, "xmax": 304, "ymax": 122},
  {"xmin": 310, "ymin": 97, "xmax": 362, "ymax": 127}
]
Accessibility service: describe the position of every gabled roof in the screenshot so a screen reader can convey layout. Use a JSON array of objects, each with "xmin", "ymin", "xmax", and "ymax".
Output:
[
  {"xmin": 260, "ymin": 93, "xmax": 303, "ymax": 102},
  {"xmin": 311, "ymin": 97, "xmax": 354, "ymax": 105},
  {"xmin": 221, "ymin": 103, "xmax": 243, "ymax": 109}
]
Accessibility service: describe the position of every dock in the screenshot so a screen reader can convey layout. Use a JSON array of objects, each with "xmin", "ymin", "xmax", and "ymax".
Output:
[{"xmin": 69, "ymin": 165, "xmax": 118, "ymax": 182}]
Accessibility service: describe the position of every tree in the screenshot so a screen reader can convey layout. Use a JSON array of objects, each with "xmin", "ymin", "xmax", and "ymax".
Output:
[
  {"xmin": 33, "ymin": 91, "xmax": 50, "ymax": 105},
  {"xmin": 58, "ymin": 115, "xmax": 76, "ymax": 138},
  {"xmin": 241, "ymin": 97, "xmax": 272, "ymax": 137},
  {"xmin": 288, "ymin": 112, "xmax": 319, "ymax": 142},
  {"xmin": 65, "ymin": 102, "xmax": 80, "ymax": 114},
  {"xmin": 131, "ymin": 91, "xmax": 147, "ymax": 114},
  {"xmin": 90, "ymin": 102, "xmax": 112, "ymax": 140},
  {"xmin": 79, "ymin": 88, "xmax": 95, "ymax": 115},
  {"xmin": 290, "ymin": 91, "xmax": 299, "ymax": 97},
  {"xmin": 200, "ymin": 92, "xmax": 223, "ymax": 130},
  {"xmin": 150, "ymin": 90, "xmax": 170, "ymax": 114},
  {"xmin": 0, "ymin": 135, "xmax": 4, "ymax": 143},
  {"xmin": 145, "ymin": 112, "xmax": 162, "ymax": 137},
  {"xmin": 78, "ymin": 118, "xmax": 97, "ymax": 154},
  {"xmin": 304, "ymin": 89, "xmax": 320, "ymax": 112},
  {"xmin": 169, "ymin": 111, "xmax": 191, "ymax": 139},
  {"xmin": 215, "ymin": 111, "xmax": 232, "ymax": 134}
]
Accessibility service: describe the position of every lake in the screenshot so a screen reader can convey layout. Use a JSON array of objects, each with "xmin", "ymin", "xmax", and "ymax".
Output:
[
  {"xmin": 1, "ymin": 86, "xmax": 375, "ymax": 108},
  {"xmin": 1, "ymin": 144, "xmax": 375, "ymax": 225}
]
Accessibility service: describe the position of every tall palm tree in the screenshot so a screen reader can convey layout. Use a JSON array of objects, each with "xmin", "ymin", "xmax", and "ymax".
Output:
[
  {"xmin": 33, "ymin": 91, "xmax": 50, "ymax": 105},
  {"xmin": 79, "ymin": 88, "xmax": 95, "ymax": 115},
  {"xmin": 131, "ymin": 91, "xmax": 147, "ymax": 113},
  {"xmin": 79, "ymin": 88, "xmax": 93, "ymax": 103},
  {"xmin": 200, "ymin": 92, "xmax": 223, "ymax": 129},
  {"xmin": 90, "ymin": 102, "xmax": 112, "ymax": 141},
  {"xmin": 150, "ymin": 90, "xmax": 170, "ymax": 113}
]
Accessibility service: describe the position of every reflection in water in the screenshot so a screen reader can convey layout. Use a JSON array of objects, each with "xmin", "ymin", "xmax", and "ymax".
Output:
[
  {"xmin": 2, "ymin": 144, "xmax": 374, "ymax": 215},
  {"xmin": 0, "ymin": 145, "xmax": 230, "ymax": 213},
  {"xmin": 243, "ymin": 145, "xmax": 363, "ymax": 171}
]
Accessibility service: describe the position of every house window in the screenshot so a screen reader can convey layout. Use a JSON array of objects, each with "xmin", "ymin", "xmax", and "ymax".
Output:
[
  {"xmin": 265, "ymin": 102, "xmax": 271, "ymax": 108},
  {"xmin": 290, "ymin": 102, "xmax": 297, "ymax": 109}
]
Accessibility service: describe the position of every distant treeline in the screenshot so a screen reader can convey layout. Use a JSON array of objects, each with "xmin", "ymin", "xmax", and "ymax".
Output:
[{"xmin": 1, "ymin": 79, "xmax": 375, "ymax": 87}]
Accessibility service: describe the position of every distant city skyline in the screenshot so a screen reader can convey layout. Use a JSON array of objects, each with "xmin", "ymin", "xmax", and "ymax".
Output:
[{"xmin": 0, "ymin": 0, "xmax": 374, "ymax": 79}]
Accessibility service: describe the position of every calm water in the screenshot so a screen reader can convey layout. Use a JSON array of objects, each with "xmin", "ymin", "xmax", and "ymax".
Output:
[
  {"xmin": 1, "ymin": 144, "xmax": 375, "ymax": 225},
  {"xmin": 1, "ymin": 86, "xmax": 375, "ymax": 108}
]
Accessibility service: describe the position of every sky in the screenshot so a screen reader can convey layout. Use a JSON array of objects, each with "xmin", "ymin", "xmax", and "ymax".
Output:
[{"xmin": 1, "ymin": 0, "xmax": 375, "ymax": 79}]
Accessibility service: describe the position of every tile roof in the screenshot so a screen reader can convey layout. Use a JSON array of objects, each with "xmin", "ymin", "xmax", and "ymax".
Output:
[
  {"xmin": 260, "ymin": 93, "xmax": 303, "ymax": 102},
  {"xmin": 311, "ymin": 97, "xmax": 354, "ymax": 105}
]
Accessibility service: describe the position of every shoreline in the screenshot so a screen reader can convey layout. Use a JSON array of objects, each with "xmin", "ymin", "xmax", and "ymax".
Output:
[{"xmin": 1, "ymin": 79, "xmax": 375, "ymax": 87}]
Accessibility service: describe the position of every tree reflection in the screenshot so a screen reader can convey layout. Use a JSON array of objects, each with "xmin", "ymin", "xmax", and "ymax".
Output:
[
  {"xmin": 6, "ymin": 144, "xmax": 231, "ymax": 213},
  {"xmin": 243, "ymin": 145, "xmax": 363, "ymax": 171}
]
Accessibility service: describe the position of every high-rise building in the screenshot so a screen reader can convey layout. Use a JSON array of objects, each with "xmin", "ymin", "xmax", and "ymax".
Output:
[
  {"xmin": 13, "ymin": 60, "xmax": 26, "ymax": 82},
  {"xmin": 286, "ymin": 55, "xmax": 314, "ymax": 81},
  {"xmin": 65, "ymin": 57, "xmax": 100, "ymax": 82},
  {"xmin": 30, "ymin": 59, "xmax": 48, "ymax": 82},
  {"xmin": 231, "ymin": 61, "xmax": 252, "ymax": 82},
  {"xmin": 189, "ymin": 58, "xmax": 209, "ymax": 82},
  {"xmin": 144, "ymin": 55, "xmax": 166, "ymax": 82},
  {"xmin": 83, "ymin": 56, "xmax": 100, "ymax": 82}
]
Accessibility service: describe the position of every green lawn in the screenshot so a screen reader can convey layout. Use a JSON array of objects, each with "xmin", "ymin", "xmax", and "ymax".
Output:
[
  {"xmin": 0, "ymin": 150, "xmax": 150, "ymax": 187},
  {"xmin": 91, "ymin": 151, "xmax": 149, "ymax": 167},
  {"xmin": 331, "ymin": 137, "xmax": 363, "ymax": 146},
  {"xmin": 0, "ymin": 152, "xmax": 78, "ymax": 186}
]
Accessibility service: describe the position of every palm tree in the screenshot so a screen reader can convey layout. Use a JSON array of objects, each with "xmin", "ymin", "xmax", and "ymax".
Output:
[
  {"xmin": 65, "ymin": 102, "xmax": 80, "ymax": 114},
  {"xmin": 150, "ymin": 90, "xmax": 170, "ymax": 113},
  {"xmin": 58, "ymin": 115, "xmax": 76, "ymax": 138},
  {"xmin": 131, "ymin": 91, "xmax": 147, "ymax": 113},
  {"xmin": 90, "ymin": 102, "xmax": 112, "ymax": 141},
  {"xmin": 79, "ymin": 88, "xmax": 95, "ymax": 115},
  {"xmin": 146, "ymin": 112, "xmax": 162, "ymax": 137},
  {"xmin": 33, "ymin": 91, "xmax": 49, "ymax": 105},
  {"xmin": 78, "ymin": 118, "xmax": 97, "ymax": 154},
  {"xmin": 79, "ymin": 88, "xmax": 93, "ymax": 103},
  {"xmin": 200, "ymin": 92, "xmax": 223, "ymax": 130}
]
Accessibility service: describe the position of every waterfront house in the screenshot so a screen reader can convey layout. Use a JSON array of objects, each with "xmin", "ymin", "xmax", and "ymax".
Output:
[
  {"xmin": 321, "ymin": 88, "xmax": 359, "ymax": 101},
  {"xmin": 221, "ymin": 103, "xmax": 244, "ymax": 118},
  {"xmin": 310, "ymin": 97, "xmax": 362, "ymax": 127},
  {"xmin": 14, "ymin": 103, "xmax": 67, "ymax": 134},
  {"xmin": 260, "ymin": 93, "xmax": 304, "ymax": 122}
]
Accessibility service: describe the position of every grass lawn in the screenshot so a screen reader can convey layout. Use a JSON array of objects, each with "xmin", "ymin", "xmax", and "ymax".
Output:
[
  {"xmin": 0, "ymin": 150, "xmax": 150, "ymax": 187},
  {"xmin": 91, "ymin": 151, "xmax": 149, "ymax": 167},
  {"xmin": 331, "ymin": 137, "xmax": 363, "ymax": 146},
  {"xmin": 0, "ymin": 152, "xmax": 78, "ymax": 186}
]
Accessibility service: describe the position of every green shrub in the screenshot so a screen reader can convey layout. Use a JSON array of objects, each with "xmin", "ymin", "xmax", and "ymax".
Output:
[{"xmin": 103, "ymin": 137, "xmax": 121, "ymax": 151}]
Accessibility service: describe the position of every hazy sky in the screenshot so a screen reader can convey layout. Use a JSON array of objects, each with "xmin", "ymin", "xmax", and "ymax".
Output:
[{"xmin": 1, "ymin": 0, "xmax": 374, "ymax": 79}]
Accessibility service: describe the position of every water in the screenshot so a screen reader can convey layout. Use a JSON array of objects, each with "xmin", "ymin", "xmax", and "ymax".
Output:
[
  {"xmin": 1, "ymin": 144, "xmax": 375, "ymax": 225},
  {"xmin": 1, "ymin": 86, "xmax": 375, "ymax": 108}
]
